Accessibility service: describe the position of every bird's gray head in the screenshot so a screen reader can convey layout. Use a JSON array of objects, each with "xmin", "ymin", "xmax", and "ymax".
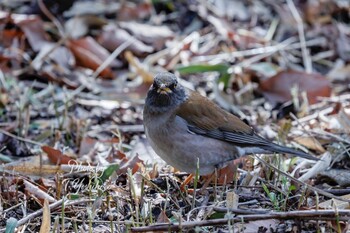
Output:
[{"xmin": 145, "ymin": 72, "xmax": 187, "ymax": 113}]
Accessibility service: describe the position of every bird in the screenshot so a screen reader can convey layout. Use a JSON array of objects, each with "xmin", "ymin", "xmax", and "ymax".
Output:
[{"xmin": 143, "ymin": 72, "xmax": 318, "ymax": 176}]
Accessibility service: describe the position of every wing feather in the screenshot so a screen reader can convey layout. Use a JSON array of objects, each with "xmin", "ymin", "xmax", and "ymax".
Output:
[
  {"xmin": 176, "ymin": 91, "xmax": 252, "ymax": 134},
  {"xmin": 176, "ymin": 91, "xmax": 318, "ymax": 160}
]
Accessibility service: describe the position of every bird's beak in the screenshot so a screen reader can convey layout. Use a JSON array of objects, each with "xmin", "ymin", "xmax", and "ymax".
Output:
[{"xmin": 157, "ymin": 84, "xmax": 172, "ymax": 94}]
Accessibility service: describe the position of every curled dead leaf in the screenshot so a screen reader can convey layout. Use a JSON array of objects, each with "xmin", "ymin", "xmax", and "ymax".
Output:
[
  {"xmin": 67, "ymin": 37, "xmax": 116, "ymax": 78},
  {"xmin": 260, "ymin": 70, "xmax": 332, "ymax": 105},
  {"xmin": 97, "ymin": 25, "xmax": 154, "ymax": 56},
  {"xmin": 42, "ymin": 145, "xmax": 77, "ymax": 165},
  {"xmin": 294, "ymin": 136, "xmax": 326, "ymax": 153}
]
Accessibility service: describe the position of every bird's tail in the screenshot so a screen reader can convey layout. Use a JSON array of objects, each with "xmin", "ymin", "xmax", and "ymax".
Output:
[{"xmin": 261, "ymin": 143, "xmax": 319, "ymax": 161}]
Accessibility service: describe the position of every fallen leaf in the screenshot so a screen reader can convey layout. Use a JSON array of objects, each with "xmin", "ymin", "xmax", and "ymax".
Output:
[
  {"xmin": 42, "ymin": 145, "xmax": 76, "ymax": 165},
  {"xmin": 318, "ymin": 194, "xmax": 350, "ymax": 209},
  {"xmin": 117, "ymin": 1, "xmax": 152, "ymax": 21},
  {"xmin": 64, "ymin": 15, "xmax": 107, "ymax": 39},
  {"xmin": 78, "ymin": 137, "xmax": 120, "ymax": 157},
  {"xmin": 67, "ymin": 37, "xmax": 115, "ymax": 78},
  {"xmin": 118, "ymin": 154, "xmax": 144, "ymax": 175},
  {"xmin": 119, "ymin": 21, "xmax": 174, "ymax": 50},
  {"xmin": 16, "ymin": 15, "xmax": 49, "ymax": 52},
  {"xmin": 202, "ymin": 158, "xmax": 241, "ymax": 185},
  {"xmin": 235, "ymin": 219, "xmax": 279, "ymax": 233},
  {"xmin": 0, "ymin": 11, "xmax": 49, "ymax": 51},
  {"xmin": 336, "ymin": 24, "xmax": 350, "ymax": 62},
  {"xmin": 337, "ymin": 106, "xmax": 350, "ymax": 133},
  {"xmin": 294, "ymin": 136, "xmax": 326, "ymax": 153},
  {"xmin": 157, "ymin": 210, "xmax": 170, "ymax": 223},
  {"xmin": 32, "ymin": 43, "xmax": 75, "ymax": 72},
  {"xmin": 260, "ymin": 70, "xmax": 332, "ymax": 105},
  {"xmin": 39, "ymin": 199, "xmax": 51, "ymax": 233},
  {"xmin": 320, "ymin": 169, "xmax": 350, "ymax": 187},
  {"xmin": 327, "ymin": 63, "xmax": 350, "ymax": 82},
  {"xmin": 98, "ymin": 25, "xmax": 154, "ymax": 56},
  {"xmin": 3, "ymin": 159, "xmax": 68, "ymax": 176},
  {"xmin": 124, "ymin": 51, "xmax": 154, "ymax": 83},
  {"xmin": 63, "ymin": 1, "xmax": 120, "ymax": 17}
]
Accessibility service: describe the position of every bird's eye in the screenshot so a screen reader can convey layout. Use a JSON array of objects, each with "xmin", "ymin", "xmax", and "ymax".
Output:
[
  {"xmin": 153, "ymin": 82, "xmax": 159, "ymax": 89},
  {"xmin": 170, "ymin": 82, "xmax": 177, "ymax": 89}
]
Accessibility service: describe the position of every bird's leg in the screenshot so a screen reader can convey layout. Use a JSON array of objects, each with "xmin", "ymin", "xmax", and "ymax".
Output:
[
  {"xmin": 180, "ymin": 173, "xmax": 194, "ymax": 191},
  {"xmin": 199, "ymin": 171, "xmax": 216, "ymax": 193},
  {"xmin": 180, "ymin": 172, "xmax": 215, "ymax": 193}
]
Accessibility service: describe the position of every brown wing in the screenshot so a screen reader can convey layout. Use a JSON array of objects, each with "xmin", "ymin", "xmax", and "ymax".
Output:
[
  {"xmin": 176, "ymin": 91, "xmax": 253, "ymax": 134},
  {"xmin": 176, "ymin": 91, "xmax": 319, "ymax": 160}
]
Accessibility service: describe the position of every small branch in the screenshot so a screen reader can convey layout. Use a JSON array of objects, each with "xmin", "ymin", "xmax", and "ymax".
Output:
[
  {"xmin": 38, "ymin": 0, "xmax": 65, "ymax": 38},
  {"xmin": 213, "ymin": 207, "xmax": 270, "ymax": 215},
  {"xmin": 254, "ymin": 155, "xmax": 350, "ymax": 203},
  {"xmin": 0, "ymin": 129, "xmax": 43, "ymax": 146},
  {"xmin": 130, "ymin": 210, "xmax": 350, "ymax": 232},
  {"xmin": 192, "ymin": 37, "xmax": 325, "ymax": 63},
  {"xmin": 17, "ymin": 199, "xmax": 65, "ymax": 227},
  {"xmin": 286, "ymin": 0, "xmax": 312, "ymax": 73},
  {"xmin": 16, "ymin": 198, "xmax": 99, "ymax": 227},
  {"xmin": 92, "ymin": 37, "xmax": 136, "ymax": 79}
]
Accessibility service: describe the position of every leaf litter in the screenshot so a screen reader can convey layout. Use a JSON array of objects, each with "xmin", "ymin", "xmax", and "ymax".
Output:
[{"xmin": 0, "ymin": 0, "xmax": 350, "ymax": 232}]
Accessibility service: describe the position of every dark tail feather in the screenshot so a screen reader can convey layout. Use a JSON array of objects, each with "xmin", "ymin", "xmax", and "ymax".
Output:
[{"xmin": 262, "ymin": 143, "xmax": 319, "ymax": 161}]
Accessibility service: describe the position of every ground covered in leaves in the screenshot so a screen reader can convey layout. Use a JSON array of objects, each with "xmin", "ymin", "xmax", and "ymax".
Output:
[{"xmin": 1, "ymin": 0, "xmax": 350, "ymax": 232}]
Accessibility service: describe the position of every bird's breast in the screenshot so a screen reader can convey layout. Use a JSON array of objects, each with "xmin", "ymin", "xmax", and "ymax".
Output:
[
  {"xmin": 144, "ymin": 113, "xmax": 187, "ymax": 151},
  {"xmin": 144, "ymin": 112, "xmax": 239, "ymax": 175}
]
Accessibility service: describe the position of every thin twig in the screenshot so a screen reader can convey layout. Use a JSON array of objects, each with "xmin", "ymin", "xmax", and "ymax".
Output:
[
  {"xmin": 30, "ymin": 38, "xmax": 67, "ymax": 70},
  {"xmin": 212, "ymin": 207, "xmax": 270, "ymax": 215},
  {"xmin": 0, "ymin": 129, "xmax": 43, "ymax": 146},
  {"xmin": 130, "ymin": 210, "xmax": 350, "ymax": 232},
  {"xmin": 37, "ymin": 0, "xmax": 65, "ymax": 38},
  {"xmin": 254, "ymin": 156, "xmax": 350, "ymax": 203},
  {"xmin": 17, "ymin": 199, "xmax": 66, "ymax": 227},
  {"xmin": 192, "ymin": 37, "xmax": 325, "ymax": 63},
  {"xmin": 286, "ymin": 0, "xmax": 312, "ymax": 73},
  {"xmin": 92, "ymin": 37, "xmax": 136, "ymax": 79}
]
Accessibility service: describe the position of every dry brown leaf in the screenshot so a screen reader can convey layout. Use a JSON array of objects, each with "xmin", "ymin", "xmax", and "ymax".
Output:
[
  {"xmin": 157, "ymin": 210, "xmax": 170, "ymax": 223},
  {"xmin": 42, "ymin": 145, "xmax": 76, "ymax": 165},
  {"xmin": 235, "ymin": 219, "xmax": 279, "ymax": 233},
  {"xmin": 117, "ymin": 2, "xmax": 152, "ymax": 21},
  {"xmin": 202, "ymin": 158, "xmax": 242, "ymax": 185},
  {"xmin": 98, "ymin": 25, "xmax": 154, "ymax": 56},
  {"xmin": 65, "ymin": 15, "xmax": 107, "ymax": 39},
  {"xmin": 39, "ymin": 199, "xmax": 51, "ymax": 233},
  {"xmin": 119, "ymin": 21, "xmax": 174, "ymax": 50},
  {"xmin": 337, "ymin": 106, "xmax": 350, "ymax": 133},
  {"xmin": 79, "ymin": 137, "xmax": 120, "ymax": 157},
  {"xmin": 304, "ymin": 0, "xmax": 335, "ymax": 24},
  {"xmin": 3, "ymin": 163, "xmax": 65, "ymax": 176},
  {"xmin": 16, "ymin": 16, "xmax": 49, "ymax": 52},
  {"xmin": 318, "ymin": 193, "xmax": 350, "ymax": 233},
  {"xmin": 124, "ymin": 51, "xmax": 154, "ymax": 83},
  {"xmin": 318, "ymin": 194, "xmax": 350, "ymax": 209},
  {"xmin": 320, "ymin": 169, "xmax": 350, "ymax": 186},
  {"xmin": 118, "ymin": 154, "xmax": 145, "ymax": 175},
  {"xmin": 260, "ymin": 70, "xmax": 332, "ymax": 104},
  {"xmin": 0, "ymin": 11, "xmax": 48, "ymax": 51},
  {"xmin": 294, "ymin": 136, "xmax": 326, "ymax": 153},
  {"xmin": 67, "ymin": 37, "xmax": 115, "ymax": 78}
]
